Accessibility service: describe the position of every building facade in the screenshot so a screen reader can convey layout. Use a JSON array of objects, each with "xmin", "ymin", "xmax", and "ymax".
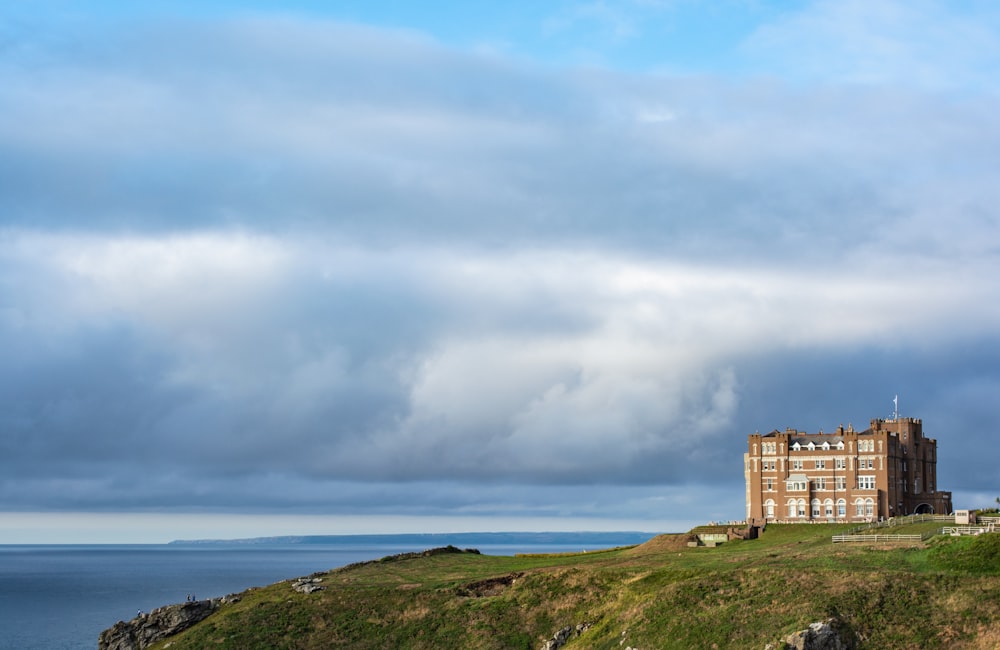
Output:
[{"xmin": 744, "ymin": 417, "xmax": 951, "ymax": 523}]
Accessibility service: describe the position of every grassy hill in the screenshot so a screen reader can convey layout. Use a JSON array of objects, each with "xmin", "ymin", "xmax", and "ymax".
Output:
[{"xmin": 146, "ymin": 523, "xmax": 1000, "ymax": 649}]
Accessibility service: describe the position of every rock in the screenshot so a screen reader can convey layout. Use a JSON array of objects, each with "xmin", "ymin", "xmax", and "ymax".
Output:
[
  {"xmin": 291, "ymin": 577, "xmax": 326, "ymax": 594},
  {"xmin": 781, "ymin": 618, "xmax": 856, "ymax": 650},
  {"xmin": 98, "ymin": 599, "xmax": 221, "ymax": 650},
  {"xmin": 541, "ymin": 622, "xmax": 592, "ymax": 650}
]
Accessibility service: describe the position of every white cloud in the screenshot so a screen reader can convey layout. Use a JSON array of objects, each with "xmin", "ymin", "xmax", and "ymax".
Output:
[
  {"xmin": 5, "ymin": 229, "xmax": 998, "ymax": 487},
  {"xmin": 742, "ymin": 0, "xmax": 1000, "ymax": 89}
]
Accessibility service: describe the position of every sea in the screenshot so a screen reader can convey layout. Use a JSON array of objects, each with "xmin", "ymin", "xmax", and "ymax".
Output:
[{"xmin": 0, "ymin": 532, "xmax": 655, "ymax": 649}]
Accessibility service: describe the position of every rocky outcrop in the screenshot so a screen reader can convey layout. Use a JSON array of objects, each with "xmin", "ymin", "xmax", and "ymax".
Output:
[
  {"xmin": 98, "ymin": 597, "xmax": 236, "ymax": 650},
  {"xmin": 541, "ymin": 622, "xmax": 592, "ymax": 650},
  {"xmin": 772, "ymin": 618, "xmax": 857, "ymax": 650},
  {"xmin": 291, "ymin": 576, "xmax": 326, "ymax": 594}
]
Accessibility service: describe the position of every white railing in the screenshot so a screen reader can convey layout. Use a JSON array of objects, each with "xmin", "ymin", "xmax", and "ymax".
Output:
[
  {"xmin": 843, "ymin": 513, "xmax": 952, "ymax": 536},
  {"xmin": 942, "ymin": 524, "xmax": 995, "ymax": 536},
  {"xmin": 832, "ymin": 534, "xmax": 923, "ymax": 543}
]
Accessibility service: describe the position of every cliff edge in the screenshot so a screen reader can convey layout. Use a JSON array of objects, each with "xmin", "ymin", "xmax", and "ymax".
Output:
[{"xmin": 98, "ymin": 598, "xmax": 232, "ymax": 650}]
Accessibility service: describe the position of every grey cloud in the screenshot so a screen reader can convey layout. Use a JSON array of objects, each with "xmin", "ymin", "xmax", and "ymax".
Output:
[
  {"xmin": 1, "ymin": 10, "xmax": 999, "ymax": 521},
  {"xmin": 1, "ymin": 16, "xmax": 997, "ymax": 263}
]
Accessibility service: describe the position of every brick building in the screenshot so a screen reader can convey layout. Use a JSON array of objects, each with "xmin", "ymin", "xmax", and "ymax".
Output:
[{"xmin": 744, "ymin": 417, "xmax": 951, "ymax": 523}]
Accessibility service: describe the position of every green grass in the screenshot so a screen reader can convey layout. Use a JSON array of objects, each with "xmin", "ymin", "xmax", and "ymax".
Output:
[{"xmin": 146, "ymin": 528, "xmax": 1000, "ymax": 649}]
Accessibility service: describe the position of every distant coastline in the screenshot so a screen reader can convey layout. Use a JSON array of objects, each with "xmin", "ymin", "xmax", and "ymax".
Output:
[{"xmin": 168, "ymin": 531, "xmax": 660, "ymax": 547}]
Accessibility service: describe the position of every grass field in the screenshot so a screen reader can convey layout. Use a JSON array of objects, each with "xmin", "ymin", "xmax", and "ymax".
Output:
[{"xmin": 148, "ymin": 523, "xmax": 1000, "ymax": 649}]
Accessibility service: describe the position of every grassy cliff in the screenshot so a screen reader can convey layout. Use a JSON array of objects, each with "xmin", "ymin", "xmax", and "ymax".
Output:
[{"xmin": 146, "ymin": 524, "xmax": 1000, "ymax": 649}]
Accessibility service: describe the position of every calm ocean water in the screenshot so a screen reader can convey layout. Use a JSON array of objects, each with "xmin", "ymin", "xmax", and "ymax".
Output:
[{"xmin": 0, "ymin": 534, "xmax": 652, "ymax": 649}]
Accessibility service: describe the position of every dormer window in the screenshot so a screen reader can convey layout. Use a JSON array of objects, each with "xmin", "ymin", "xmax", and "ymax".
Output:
[
  {"xmin": 836, "ymin": 441, "xmax": 845, "ymax": 450},
  {"xmin": 806, "ymin": 442, "xmax": 816, "ymax": 451},
  {"xmin": 821, "ymin": 441, "xmax": 830, "ymax": 450},
  {"xmin": 791, "ymin": 442, "xmax": 801, "ymax": 451}
]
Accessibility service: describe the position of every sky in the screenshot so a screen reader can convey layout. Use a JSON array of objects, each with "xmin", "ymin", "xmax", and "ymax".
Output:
[{"xmin": 2, "ymin": 0, "xmax": 1000, "ymax": 543}]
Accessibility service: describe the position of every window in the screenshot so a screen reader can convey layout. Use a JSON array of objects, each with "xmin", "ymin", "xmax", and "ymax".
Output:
[
  {"xmin": 837, "ymin": 499, "xmax": 846, "ymax": 517},
  {"xmin": 807, "ymin": 442, "xmax": 816, "ymax": 451},
  {"xmin": 858, "ymin": 476, "xmax": 876, "ymax": 490},
  {"xmin": 865, "ymin": 498, "xmax": 874, "ymax": 517},
  {"xmin": 855, "ymin": 499, "xmax": 865, "ymax": 517},
  {"xmin": 835, "ymin": 477, "xmax": 846, "ymax": 491},
  {"xmin": 814, "ymin": 477, "xmax": 826, "ymax": 490},
  {"xmin": 821, "ymin": 441, "xmax": 831, "ymax": 450},
  {"xmin": 765, "ymin": 478, "xmax": 774, "ymax": 491},
  {"xmin": 824, "ymin": 499, "xmax": 834, "ymax": 517},
  {"xmin": 792, "ymin": 460, "xmax": 803, "ymax": 470},
  {"xmin": 787, "ymin": 480, "xmax": 808, "ymax": 491},
  {"xmin": 792, "ymin": 442, "xmax": 801, "ymax": 451},
  {"xmin": 797, "ymin": 500, "xmax": 806, "ymax": 518},
  {"xmin": 788, "ymin": 501, "xmax": 797, "ymax": 518},
  {"xmin": 836, "ymin": 441, "xmax": 845, "ymax": 450},
  {"xmin": 765, "ymin": 500, "xmax": 775, "ymax": 518},
  {"xmin": 835, "ymin": 458, "xmax": 846, "ymax": 470},
  {"xmin": 815, "ymin": 460, "xmax": 826, "ymax": 469},
  {"xmin": 811, "ymin": 499, "xmax": 821, "ymax": 518},
  {"xmin": 763, "ymin": 442, "xmax": 776, "ymax": 454}
]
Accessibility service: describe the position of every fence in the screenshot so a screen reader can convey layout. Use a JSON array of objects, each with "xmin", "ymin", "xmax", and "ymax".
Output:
[
  {"xmin": 832, "ymin": 533, "xmax": 924, "ymax": 543},
  {"xmin": 842, "ymin": 513, "xmax": 953, "ymax": 536},
  {"xmin": 832, "ymin": 513, "xmax": 955, "ymax": 544}
]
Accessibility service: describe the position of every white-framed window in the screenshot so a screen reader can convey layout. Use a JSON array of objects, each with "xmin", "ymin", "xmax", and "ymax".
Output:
[
  {"xmin": 787, "ymin": 480, "xmax": 808, "ymax": 491},
  {"xmin": 811, "ymin": 499, "xmax": 821, "ymax": 518},
  {"xmin": 835, "ymin": 458, "xmax": 846, "ymax": 469},
  {"xmin": 807, "ymin": 442, "xmax": 816, "ymax": 451},
  {"xmin": 858, "ymin": 475, "xmax": 876, "ymax": 490},
  {"xmin": 797, "ymin": 499, "xmax": 806, "ymax": 518},
  {"xmin": 792, "ymin": 460, "xmax": 803, "ymax": 470},
  {"xmin": 836, "ymin": 441, "xmax": 845, "ymax": 450},
  {"xmin": 865, "ymin": 498, "xmax": 874, "ymax": 517},
  {"xmin": 765, "ymin": 499, "xmax": 775, "ymax": 518},
  {"xmin": 763, "ymin": 442, "xmax": 776, "ymax": 454},
  {"xmin": 821, "ymin": 441, "xmax": 831, "ymax": 450},
  {"xmin": 791, "ymin": 442, "xmax": 801, "ymax": 451},
  {"xmin": 814, "ymin": 477, "xmax": 826, "ymax": 490},
  {"xmin": 788, "ymin": 500, "xmax": 797, "ymax": 518},
  {"xmin": 837, "ymin": 499, "xmax": 846, "ymax": 517},
  {"xmin": 835, "ymin": 477, "xmax": 846, "ymax": 490},
  {"xmin": 855, "ymin": 499, "xmax": 865, "ymax": 517},
  {"xmin": 815, "ymin": 459, "xmax": 826, "ymax": 469},
  {"xmin": 824, "ymin": 499, "xmax": 834, "ymax": 517},
  {"xmin": 766, "ymin": 478, "xmax": 774, "ymax": 491}
]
